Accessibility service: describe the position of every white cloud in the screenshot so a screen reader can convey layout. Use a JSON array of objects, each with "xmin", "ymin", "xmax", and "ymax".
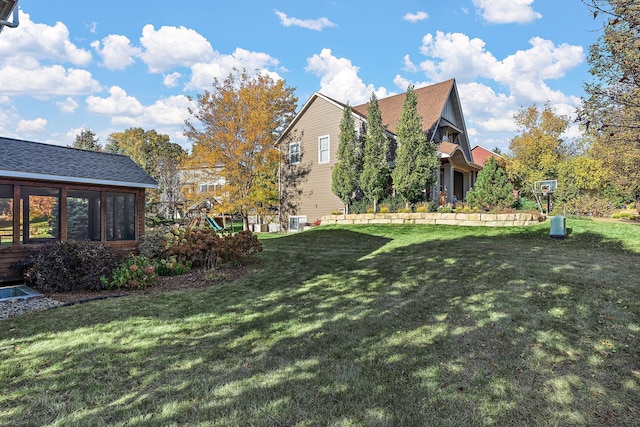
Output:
[
  {"xmin": 91, "ymin": 34, "xmax": 141, "ymax": 70},
  {"xmin": 472, "ymin": 0, "xmax": 542, "ymax": 24},
  {"xmin": 0, "ymin": 12, "xmax": 92, "ymax": 66},
  {"xmin": 274, "ymin": 10, "xmax": 337, "ymax": 31},
  {"xmin": 0, "ymin": 65, "xmax": 101, "ymax": 95},
  {"xmin": 56, "ymin": 97, "xmax": 79, "ymax": 113},
  {"xmin": 17, "ymin": 118, "xmax": 48, "ymax": 134},
  {"xmin": 418, "ymin": 31, "xmax": 583, "ymax": 104},
  {"xmin": 305, "ymin": 48, "xmax": 390, "ymax": 105},
  {"xmin": 139, "ymin": 24, "xmax": 215, "ymax": 73},
  {"xmin": 403, "ymin": 11, "xmax": 429, "ymax": 23},
  {"xmin": 86, "ymin": 86, "xmax": 145, "ymax": 116},
  {"xmin": 163, "ymin": 72, "xmax": 182, "ymax": 88},
  {"xmin": 86, "ymin": 86, "xmax": 193, "ymax": 127},
  {"xmin": 186, "ymin": 48, "xmax": 282, "ymax": 91}
]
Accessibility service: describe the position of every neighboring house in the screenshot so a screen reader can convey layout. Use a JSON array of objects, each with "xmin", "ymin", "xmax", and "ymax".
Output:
[
  {"xmin": 471, "ymin": 145, "xmax": 505, "ymax": 166},
  {"xmin": 278, "ymin": 79, "xmax": 481, "ymax": 229},
  {"xmin": 0, "ymin": 137, "xmax": 158, "ymax": 283}
]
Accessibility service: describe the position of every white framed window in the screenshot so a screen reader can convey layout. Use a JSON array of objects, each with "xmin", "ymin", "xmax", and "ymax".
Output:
[
  {"xmin": 289, "ymin": 215, "xmax": 307, "ymax": 232},
  {"xmin": 289, "ymin": 142, "xmax": 301, "ymax": 164},
  {"xmin": 318, "ymin": 135, "xmax": 330, "ymax": 164}
]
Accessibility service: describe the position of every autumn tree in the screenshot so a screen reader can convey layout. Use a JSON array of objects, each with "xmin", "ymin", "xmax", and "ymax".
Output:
[
  {"xmin": 507, "ymin": 104, "xmax": 570, "ymax": 194},
  {"xmin": 332, "ymin": 104, "xmax": 363, "ymax": 214},
  {"xmin": 72, "ymin": 129, "xmax": 101, "ymax": 151},
  {"xmin": 391, "ymin": 85, "xmax": 439, "ymax": 207},
  {"xmin": 360, "ymin": 93, "xmax": 391, "ymax": 213},
  {"xmin": 105, "ymin": 128, "xmax": 186, "ymax": 220},
  {"xmin": 579, "ymin": 0, "xmax": 640, "ymax": 203},
  {"xmin": 185, "ymin": 69, "xmax": 297, "ymax": 230},
  {"xmin": 465, "ymin": 157, "xmax": 515, "ymax": 211}
]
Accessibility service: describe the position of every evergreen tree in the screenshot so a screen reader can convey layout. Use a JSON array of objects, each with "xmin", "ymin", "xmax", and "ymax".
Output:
[
  {"xmin": 391, "ymin": 85, "xmax": 439, "ymax": 207},
  {"xmin": 71, "ymin": 129, "xmax": 101, "ymax": 151},
  {"xmin": 360, "ymin": 93, "xmax": 391, "ymax": 213},
  {"xmin": 466, "ymin": 157, "xmax": 515, "ymax": 211},
  {"xmin": 332, "ymin": 104, "xmax": 362, "ymax": 214}
]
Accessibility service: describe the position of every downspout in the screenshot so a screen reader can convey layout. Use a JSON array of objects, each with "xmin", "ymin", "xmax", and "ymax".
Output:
[{"xmin": 0, "ymin": 2, "xmax": 19, "ymax": 32}]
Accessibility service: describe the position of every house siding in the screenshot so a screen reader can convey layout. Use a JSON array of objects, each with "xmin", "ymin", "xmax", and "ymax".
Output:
[{"xmin": 286, "ymin": 96, "xmax": 346, "ymax": 222}]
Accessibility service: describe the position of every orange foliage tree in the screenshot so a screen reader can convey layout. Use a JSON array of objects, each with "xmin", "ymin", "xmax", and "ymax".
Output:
[{"xmin": 185, "ymin": 69, "xmax": 297, "ymax": 230}]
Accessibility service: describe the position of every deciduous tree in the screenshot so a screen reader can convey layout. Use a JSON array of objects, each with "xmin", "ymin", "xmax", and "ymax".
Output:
[
  {"xmin": 105, "ymin": 128, "xmax": 186, "ymax": 220},
  {"xmin": 391, "ymin": 85, "xmax": 438, "ymax": 207},
  {"xmin": 507, "ymin": 104, "xmax": 570, "ymax": 194},
  {"xmin": 185, "ymin": 69, "xmax": 297, "ymax": 230}
]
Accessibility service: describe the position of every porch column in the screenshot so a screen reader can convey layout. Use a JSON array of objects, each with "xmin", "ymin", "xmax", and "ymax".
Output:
[
  {"xmin": 443, "ymin": 163, "xmax": 453, "ymax": 203},
  {"xmin": 433, "ymin": 167, "xmax": 442, "ymax": 201},
  {"xmin": 463, "ymin": 172, "xmax": 471, "ymax": 200}
]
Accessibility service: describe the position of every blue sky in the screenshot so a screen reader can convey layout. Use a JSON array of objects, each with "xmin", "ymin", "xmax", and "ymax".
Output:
[{"xmin": 0, "ymin": 1, "xmax": 601, "ymax": 152}]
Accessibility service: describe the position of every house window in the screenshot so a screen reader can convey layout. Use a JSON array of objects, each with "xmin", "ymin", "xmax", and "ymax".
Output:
[
  {"xmin": 22, "ymin": 186, "xmax": 60, "ymax": 243},
  {"xmin": 67, "ymin": 190, "xmax": 101, "ymax": 241},
  {"xmin": 318, "ymin": 135, "xmax": 330, "ymax": 164},
  {"xmin": 289, "ymin": 215, "xmax": 306, "ymax": 232},
  {"xmin": 0, "ymin": 185, "xmax": 14, "ymax": 245},
  {"xmin": 443, "ymin": 130, "xmax": 457, "ymax": 144},
  {"xmin": 106, "ymin": 192, "xmax": 136, "ymax": 241},
  {"xmin": 289, "ymin": 142, "xmax": 301, "ymax": 164}
]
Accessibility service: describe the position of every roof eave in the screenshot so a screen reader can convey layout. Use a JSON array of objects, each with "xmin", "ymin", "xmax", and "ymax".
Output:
[{"xmin": 0, "ymin": 170, "xmax": 159, "ymax": 189}]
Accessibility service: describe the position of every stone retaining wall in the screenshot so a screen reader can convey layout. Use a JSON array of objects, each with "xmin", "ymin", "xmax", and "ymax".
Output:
[{"xmin": 321, "ymin": 212, "xmax": 545, "ymax": 227}]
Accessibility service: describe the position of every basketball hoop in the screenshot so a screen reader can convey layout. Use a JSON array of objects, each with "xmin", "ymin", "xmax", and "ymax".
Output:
[{"xmin": 541, "ymin": 185, "xmax": 550, "ymax": 196}]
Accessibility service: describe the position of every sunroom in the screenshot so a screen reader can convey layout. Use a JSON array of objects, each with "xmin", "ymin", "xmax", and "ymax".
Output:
[{"xmin": 0, "ymin": 137, "xmax": 158, "ymax": 283}]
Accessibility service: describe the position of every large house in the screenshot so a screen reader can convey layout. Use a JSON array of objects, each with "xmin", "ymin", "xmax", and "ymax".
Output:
[{"xmin": 278, "ymin": 79, "xmax": 481, "ymax": 230}]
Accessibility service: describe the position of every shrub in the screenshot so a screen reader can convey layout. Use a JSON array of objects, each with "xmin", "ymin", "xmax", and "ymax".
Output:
[
  {"xmin": 437, "ymin": 206, "xmax": 454, "ymax": 213},
  {"xmin": 379, "ymin": 206, "xmax": 390, "ymax": 213},
  {"xmin": 21, "ymin": 240, "xmax": 124, "ymax": 293},
  {"xmin": 557, "ymin": 194, "xmax": 615, "ymax": 217},
  {"xmin": 157, "ymin": 256, "xmax": 192, "ymax": 276},
  {"xmin": 611, "ymin": 210, "xmax": 637, "ymax": 220},
  {"xmin": 102, "ymin": 255, "xmax": 157, "ymax": 290},
  {"xmin": 139, "ymin": 226, "xmax": 171, "ymax": 259},
  {"xmin": 207, "ymin": 230, "xmax": 263, "ymax": 269}
]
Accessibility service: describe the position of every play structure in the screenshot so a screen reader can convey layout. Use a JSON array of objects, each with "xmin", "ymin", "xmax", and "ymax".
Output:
[{"xmin": 187, "ymin": 209, "xmax": 226, "ymax": 231}]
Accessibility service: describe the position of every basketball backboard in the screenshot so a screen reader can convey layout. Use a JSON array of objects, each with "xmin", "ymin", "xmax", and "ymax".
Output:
[{"xmin": 533, "ymin": 180, "xmax": 558, "ymax": 194}]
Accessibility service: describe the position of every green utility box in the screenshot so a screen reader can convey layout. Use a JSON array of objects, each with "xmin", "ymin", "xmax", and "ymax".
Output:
[{"xmin": 549, "ymin": 215, "xmax": 567, "ymax": 239}]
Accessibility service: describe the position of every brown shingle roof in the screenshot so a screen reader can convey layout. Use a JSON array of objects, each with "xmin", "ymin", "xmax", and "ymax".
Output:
[
  {"xmin": 352, "ymin": 79, "xmax": 454, "ymax": 134},
  {"xmin": 436, "ymin": 141, "xmax": 459, "ymax": 156}
]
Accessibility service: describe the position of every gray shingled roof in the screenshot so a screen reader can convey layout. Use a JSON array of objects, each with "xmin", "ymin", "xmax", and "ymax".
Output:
[{"xmin": 0, "ymin": 137, "xmax": 158, "ymax": 188}]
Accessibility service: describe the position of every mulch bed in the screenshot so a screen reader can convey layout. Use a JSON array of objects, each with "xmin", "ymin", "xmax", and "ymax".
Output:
[{"xmin": 44, "ymin": 266, "xmax": 248, "ymax": 304}]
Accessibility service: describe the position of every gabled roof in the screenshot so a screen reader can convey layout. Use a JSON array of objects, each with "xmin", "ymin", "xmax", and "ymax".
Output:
[
  {"xmin": 353, "ymin": 79, "xmax": 455, "ymax": 134},
  {"xmin": 0, "ymin": 137, "xmax": 158, "ymax": 188}
]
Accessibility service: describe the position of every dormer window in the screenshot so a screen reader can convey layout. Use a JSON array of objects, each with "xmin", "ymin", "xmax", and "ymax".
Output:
[{"xmin": 442, "ymin": 128, "xmax": 458, "ymax": 144}]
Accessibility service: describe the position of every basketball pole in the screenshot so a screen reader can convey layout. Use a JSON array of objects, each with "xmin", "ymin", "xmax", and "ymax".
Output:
[{"xmin": 547, "ymin": 193, "xmax": 550, "ymax": 215}]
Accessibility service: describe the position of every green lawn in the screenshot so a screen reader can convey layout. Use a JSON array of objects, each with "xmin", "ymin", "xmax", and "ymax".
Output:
[{"xmin": 1, "ymin": 218, "xmax": 639, "ymax": 426}]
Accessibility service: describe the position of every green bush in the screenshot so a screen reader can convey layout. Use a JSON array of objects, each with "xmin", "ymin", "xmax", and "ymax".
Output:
[
  {"xmin": 157, "ymin": 256, "xmax": 192, "ymax": 276},
  {"xmin": 21, "ymin": 241, "xmax": 124, "ymax": 293},
  {"xmin": 611, "ymin": 210, "xmax": 637, "ymax": 220},
  {"xmin": 102, "ymin": 255, "xmax": 157, "ymax": 290}
]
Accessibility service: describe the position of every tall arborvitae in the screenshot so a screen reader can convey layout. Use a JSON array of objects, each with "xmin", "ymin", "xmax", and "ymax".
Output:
[
  {"xmin": 360, "ymin": 93, "xmax": 391, "ymax": 213},
  {"xmin": 391, "ymin": 85, "xmax": 439, "ymax": 207},
  {"xmin": 332, "ymin": 104, "xmax": 362, "ymax": 214}
]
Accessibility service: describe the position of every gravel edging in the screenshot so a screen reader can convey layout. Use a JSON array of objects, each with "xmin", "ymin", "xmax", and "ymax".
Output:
[{"xmin": 0, "ymin": 297, "xmax": 65, "ymax": 321}]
